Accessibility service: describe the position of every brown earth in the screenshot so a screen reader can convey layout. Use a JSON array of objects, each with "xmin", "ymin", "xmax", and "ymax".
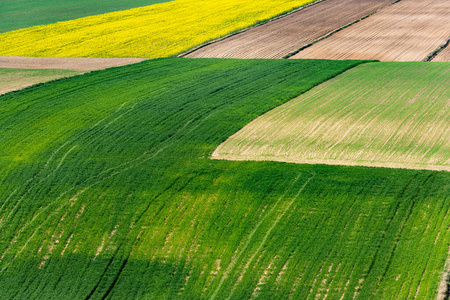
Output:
[
  {"xmin": 433, "ymin": 40, "xmax": 450, "ymax": 62},
  {"xmin": 0, "ymin": 56, "xmax": 147, "ymax": 71},
  {"xmin": 184, "ymin": 0, "xmax": 393, "ymax": 59},
  {"xmin": 291, "ymin": 0, "xmax": 450, "ymax": 61}
]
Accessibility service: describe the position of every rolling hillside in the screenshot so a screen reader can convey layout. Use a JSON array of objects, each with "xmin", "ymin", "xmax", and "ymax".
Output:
[{"xmin": 1, "ymin": 58, "xmax": 449, "ymax": 299}]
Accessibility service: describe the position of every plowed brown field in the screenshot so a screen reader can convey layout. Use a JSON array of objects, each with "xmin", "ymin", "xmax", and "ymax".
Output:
[
  {"xmin": 0, "ymin": 56, "xmax": 146, "ymax": 71},
  {"xmin": 184, "ymin": 0, "xmax": 393, "ymax": 59},
  {"xmin": 291, "ymin": 0, "xmax": 450, "ymax": 61},
  {"xmin": 433, "ymin": 41, "xmax": 450, "ymax": 62}
]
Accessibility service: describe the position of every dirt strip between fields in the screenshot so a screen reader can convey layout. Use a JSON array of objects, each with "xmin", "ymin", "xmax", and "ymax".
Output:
[
  {"xmin": 0, "ymin": 56, "xmax": 147, "ymax": 71},
  {"xmin": 291, "ymin": 0, "xmax": 450, "ymax": 61},
  {"xmin": 184, "ymin": 0, "xmax": 393, "ymax": 59}
]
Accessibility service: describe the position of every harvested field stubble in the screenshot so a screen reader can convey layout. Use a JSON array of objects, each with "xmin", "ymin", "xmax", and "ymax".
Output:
[
  {"xmin": 214, "ymin": 62, "xmax": 450, "ymax": 171},
  {"xmin": 0, "ymin": 0, "xmax": 315, "ymax": 58},
  {"xmin": 291, "ymin": 0, "xmax": 450, "ymax": 61},
  {"xmin": 185, "ymin": 0, "xmax": 393, "ymax": 59}
]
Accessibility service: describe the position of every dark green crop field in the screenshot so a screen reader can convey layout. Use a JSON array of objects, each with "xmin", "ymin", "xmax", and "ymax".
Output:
[
  {"xmin": 1, "ymin": 58, "xmax": 449, "ymax": 299},
  {"xmin": 0, "ymin": 0, "xmax": 172, "ymax": 33}
]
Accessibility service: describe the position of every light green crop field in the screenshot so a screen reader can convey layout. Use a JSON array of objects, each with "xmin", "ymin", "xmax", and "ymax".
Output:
[
  {"xmin": 0, "ymin": 0, "xmax": 172, "ymax": 33},
  {"xmin": 0, "ymin": 68, "xmax": 83, "ymax": 95},
  {"xmin": 1, "ymin": 58, "xmax": 450, "ymax": 299},
  {"xmin": 214, "ymin": 62, "xmax": 450, "ymax": 171}
]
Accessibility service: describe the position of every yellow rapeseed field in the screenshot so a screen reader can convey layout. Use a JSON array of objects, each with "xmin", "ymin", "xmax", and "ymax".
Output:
[{"xmin": 0, "ymin": 0, "xmax": 315, "ymax": 58}]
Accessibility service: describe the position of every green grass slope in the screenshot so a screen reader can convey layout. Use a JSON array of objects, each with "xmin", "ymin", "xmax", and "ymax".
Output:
[
  {"xmin": 1, "ymin": 58, "xmax": 449, "ymax": 299},
  {"xmin": 0, "ymin": 0, "xmax": 172, "ymax": 33}
]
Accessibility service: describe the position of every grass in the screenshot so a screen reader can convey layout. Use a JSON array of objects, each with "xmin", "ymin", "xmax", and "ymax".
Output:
[
  {"xmin": 0, "ymin": 68, "xmax": 83, "ymax": 95},
  {"xmin": 0, "ymin": 58, "xmax": 449, "ymax": 299},
  {"xmin": 0, "ymin": 0, "xmax": 172, "ymax": 33},
  {"xmin": 214, "ymin": 62, "xmax": 450, "ymax": 172},
  {"xmin": 0, "ymin": 0, "xmax": 316, "ymax": 58}
]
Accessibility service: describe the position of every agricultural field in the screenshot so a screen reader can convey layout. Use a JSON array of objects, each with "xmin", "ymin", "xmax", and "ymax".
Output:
[
  {"xmin": 0, "ymin": 0, "xmax": 316, "ymax": 58},
  {"xmin": 3, "ymin": 58, "xmax": 450, "ymax": 299},
  {"xmin": 185, "ymin": 0, "xmax": 393, "ymax": 59},
  {"xmin": 0, "ymin": 56, "xmax": 147, "ymax": 71},
  {"xmin": 214, "ymin": 62, "xmax": 450, "ymax": 171},
  {"xmin": 0, "ymin": 0, "xmax": 172, "ymax": 33},
  {"xmin": 291, "ymin": 0, "xmax": 450, "ymax": 61},
  {"xmin": 0, "ymin": 68, "xmax": 83, "ymax": 95}
]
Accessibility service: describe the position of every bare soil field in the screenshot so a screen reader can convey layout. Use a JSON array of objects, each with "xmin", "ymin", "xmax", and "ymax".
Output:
[
  {"xmin": 433, "ymin": 42, "xmax": 450, "ymax": 62},
  {"xmin": 0, "ymin": 68, "xmax": 83, "ymax": 95},
  {"xmin": 213, "ymin": 62, "xmax": 450, "ymax": 172},
  {"xmin": 0, "ymin": 56, "xmax": 146, "ymax": 71},
  {"xmin": 291, "ymin": 0, "xmax": 450, "ymax": 61},
  {"xmin": 184, "ymin": 0, "xmax": 393, "ymax": 59}
]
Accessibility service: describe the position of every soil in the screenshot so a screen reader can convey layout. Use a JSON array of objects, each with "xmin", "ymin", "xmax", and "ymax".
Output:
[{"xmin": 184, "ymin": 0, "xmax": 393, "ymax": 59}]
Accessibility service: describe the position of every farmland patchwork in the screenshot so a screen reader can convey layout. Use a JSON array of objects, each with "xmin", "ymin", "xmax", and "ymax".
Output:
[
  {"xmin": 291, "ymin": 0, "xmax": 450, "ymax": 61},
  {"xmin": 3, "ymin": 58, "xmax": 449, "ymax": 299},
  {"xmin": 214, "ymin": 62, "xmax": 450, "ymax": 171},
  {"xmin": 0, "ymin": 0, "xmax": 316, "ymax": 58},
  {"xmin": 185, "ymin": 0, "xmax": 393, "ymax": 59}
]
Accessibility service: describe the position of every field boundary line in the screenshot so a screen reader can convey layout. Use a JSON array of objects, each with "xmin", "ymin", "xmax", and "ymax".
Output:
[
  {"xmin": 178, "ymin": 0, "xmax": 327, "ymax": 58},
  {"xmin": 426, "ymin": 37, "xmax": 450, "ymax": 62},
  {"xmin": 284, "ymin": 0, "xmax": 403, "ymax": 59}
]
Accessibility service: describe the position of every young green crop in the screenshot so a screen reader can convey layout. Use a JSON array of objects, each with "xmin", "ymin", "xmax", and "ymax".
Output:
[{"xmin": 0, "ymin": 58, "xmax": 448, "ymax": 299}]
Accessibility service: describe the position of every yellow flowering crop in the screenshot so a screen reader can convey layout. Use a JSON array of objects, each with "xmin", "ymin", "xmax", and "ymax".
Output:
[{"xmin": 0, "ymin": 0, "xmax": 315, "ymax": 58}]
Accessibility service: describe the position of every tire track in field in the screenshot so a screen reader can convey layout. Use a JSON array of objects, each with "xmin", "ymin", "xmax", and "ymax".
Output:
[
  {"xmin": 0, "ymin": 101, "xmax": 130, "ymax": 217},
  {"xmin": 210, "ymin": 172, "xmax": 315, "ymax": 300},
  {"xmin": 0, "ymin": 106, "xmax": 221, "ymax": 273}
]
